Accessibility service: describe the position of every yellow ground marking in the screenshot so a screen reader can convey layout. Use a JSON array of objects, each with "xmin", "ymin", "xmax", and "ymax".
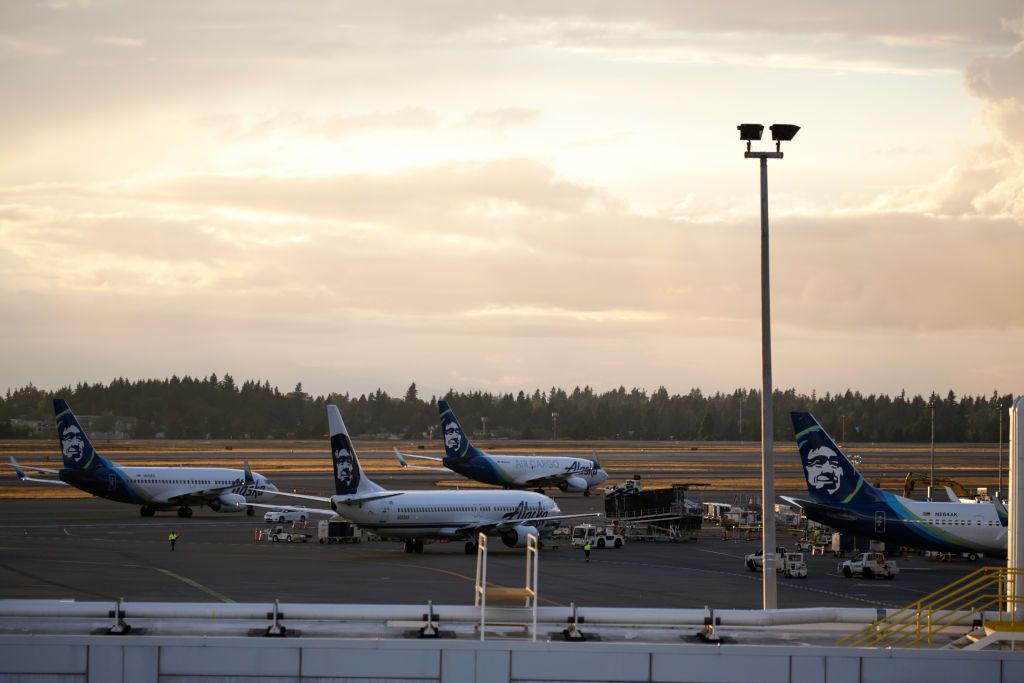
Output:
[{"xmin": 154, "ymin": 567, "xmax": 235, "ymax": 603}]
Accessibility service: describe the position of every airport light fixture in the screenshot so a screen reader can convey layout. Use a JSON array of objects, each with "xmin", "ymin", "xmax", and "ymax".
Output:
[
  {"xmin": 739, "ymin": 121, "xmax": 799, "ymax": 611},
  {"xmin": 551, "ymin": 412, "xmax": 560, "ymax": 440}
]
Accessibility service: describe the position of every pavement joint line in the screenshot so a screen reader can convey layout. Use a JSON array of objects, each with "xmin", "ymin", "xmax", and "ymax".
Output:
[{"xmin": 153, "ymin": 568, "xmax": 236, "ymax": 603}]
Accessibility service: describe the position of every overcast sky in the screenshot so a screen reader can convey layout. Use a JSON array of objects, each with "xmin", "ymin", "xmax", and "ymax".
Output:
[{"xmin": 2, "ymin": 1, "xmax": 1023, "ymax": 399}]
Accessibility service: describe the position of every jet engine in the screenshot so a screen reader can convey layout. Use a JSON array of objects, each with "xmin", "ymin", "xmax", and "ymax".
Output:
[
  {"xmin": 558, "ymin": 476, "xmax": 588, "ymax": 493},
  {"xmin": 501, "ymin": 525, "xmax": 539, "ymax": 548},
  {"xmin": 208, "ymin": 492, "xmax": 246, "ymax": 512}
]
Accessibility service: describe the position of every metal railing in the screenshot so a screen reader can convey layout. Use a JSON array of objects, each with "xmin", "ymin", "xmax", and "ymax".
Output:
[{"xmin": 838, "ymin": 566, "xmax": 1024, "ymax": 648}]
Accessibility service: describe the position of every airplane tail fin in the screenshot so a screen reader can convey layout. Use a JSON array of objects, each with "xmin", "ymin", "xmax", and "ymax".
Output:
[
  {"xmin": 10, "ymin": 456, "xmax": 26, "ymax": 480},
  {"xmin": 437, "ymin": 400, "xmax": 485, "ymax": 462},
  {"xmin": 327, "ymin": 404, "xmax": 383, "ymax": 496},
  {"xmin": 591, "ymin": 449, "xmax": 601, "ymax": 468},
  {"xmin": 243, "ymin": 458, "xmax": 255, "ymax": 485},
  {"xmin": 54, "ymin": 399, "xmax": 110, "ymax": 470},
  {"xmin": 791, "ymin": 412, "xmax": 883, "ymax": 505}
]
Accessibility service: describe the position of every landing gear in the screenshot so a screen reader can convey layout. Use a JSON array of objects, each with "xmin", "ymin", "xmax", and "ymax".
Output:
[
  {"xmin": 177, "ymin": 506, "xmax": 193, "ymax": 518},
  {"xmin": 405, "ymin": 540, "xmax": 414, "ymax": 553},
  {"xmin": 465, "ymin": 541, "xmax": 477, "ymax": 555},
  {"xmin": 583, "ymin": 489, "xmax": 591, "ymax": 497},
  {"xmin": 404, "ymin": 539, "xmax": 425, "ymax": 554},
  {"xmin": 139, "ymin": 506, "xmax": 156, "ymax": 517},
  {"xmin": 246, "ymin": 506, "xmax": 255, "ymax": 517}
]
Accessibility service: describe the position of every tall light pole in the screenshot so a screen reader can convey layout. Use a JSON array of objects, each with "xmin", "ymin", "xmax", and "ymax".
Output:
[
  {"xmin": 739, "ymin": 122, "xmax": 799, "ymax": 611},
  {"xmin": 997, "ymin": 401, "xmax": 1004, "ymax": 500},
  {"xmin": 551, "ymin": 412, "xmax": 559, "ymax": 440},
  {"xmin": 481, "ymin": 416, "xmax": 488, "ymax": 439},
  {"xmin": 928, "ymin": 398, "xmax": 936, "ymax": 500}
]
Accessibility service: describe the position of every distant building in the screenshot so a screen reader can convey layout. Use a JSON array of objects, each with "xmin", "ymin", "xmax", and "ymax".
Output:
[{"xmin": 12, "ymin": 414, "xmax": 137, "ymax": 439}]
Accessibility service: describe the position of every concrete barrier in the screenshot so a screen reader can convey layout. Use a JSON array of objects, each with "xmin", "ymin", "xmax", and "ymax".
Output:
[{"xmin": 1, "ymin": 634, "xmax": 1022, "ymax": 683}]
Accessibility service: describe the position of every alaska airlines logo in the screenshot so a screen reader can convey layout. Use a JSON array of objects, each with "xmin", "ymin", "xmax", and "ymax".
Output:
[
  {"xmin": 59, "ymin": 420, "xmax": 89, "ymax": 466},
  {"xmin": 564, "ymin": 461, "xmax": 596, "ymax": 475},
  {"xmin": 442, "ymin": 418, "xmax": 465, "ymax": 457},
  {"xmin": 331, "ymin": 435, "xmax": 360, "ymax": 492},
  {"xmin": 805, "ymin": 446, "xmax": 844, "ymax": 496},
  {"xmin": 233, "ymin": 483, "xmax": 269, "ymax": 499},
  {"xmin": 501, "ymin": 500, "xmax": 550, "ymax": 521}
]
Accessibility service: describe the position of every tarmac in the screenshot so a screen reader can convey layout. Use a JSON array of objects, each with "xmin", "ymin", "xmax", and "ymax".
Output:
[{"xmin": 0, "ymin": 462, "xmax": 1001, "ymax": 611}]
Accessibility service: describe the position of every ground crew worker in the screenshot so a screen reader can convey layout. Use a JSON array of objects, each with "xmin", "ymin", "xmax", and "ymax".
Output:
[
  {"xmin": 584, "ymin": 541, "xmax": 591, "ymax": 563},
  {"xmin": 168, "ymin": 530, "xmax": 178, "ymax": 551}
]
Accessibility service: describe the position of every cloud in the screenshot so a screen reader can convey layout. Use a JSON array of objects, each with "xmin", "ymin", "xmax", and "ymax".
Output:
[
  {"xmin": 466, "ymin": 107, "xmax": 540, "ymax": 129},
  {"xmin": 94, "ymin": 35, "xmax": 144, "ymax": 48}
]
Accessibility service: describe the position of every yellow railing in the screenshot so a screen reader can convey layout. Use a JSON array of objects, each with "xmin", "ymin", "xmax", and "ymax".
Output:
[{"xmin": 838, "ymin": 567, "xmax": 1024, "ymax": 648}]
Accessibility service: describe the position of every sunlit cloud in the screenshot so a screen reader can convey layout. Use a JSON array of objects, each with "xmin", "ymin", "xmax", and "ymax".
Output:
[{"xmin": 0, "ymin": 2, "xmax": 1022, "ymax": 397}]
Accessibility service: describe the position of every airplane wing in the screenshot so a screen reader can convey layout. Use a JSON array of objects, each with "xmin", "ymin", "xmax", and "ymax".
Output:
[
  {"xmin": 268, "ymin": 489, "xmax": 405, "ymax": 506},
  {"xmin": 7, "ymin": 456, "xmax": 69, "ymax": 485},
  {"xmin": 460, "ymin": 512, "xmax": 601, "ymax": 537},
  {"xmin": 520, "ymin": 473, "xmax": 572, "ymax": 487},
  {"xmin": 245, "ymin": 502, "xmax": 338, "ymax": 517},
  {"xmin": 393, "ymin": 449, "xmax": 447, "ymax": 470}
]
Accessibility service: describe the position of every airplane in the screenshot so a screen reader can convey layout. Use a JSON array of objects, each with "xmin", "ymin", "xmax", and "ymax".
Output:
[
  {"xmin": 392, "ymin": 400, "xmax": 609, "ymax": 496},
  {"xmin": 270, "ymin": 404, "xmax": 597, "ymax": 554},
  {"xmin": 785, "ymin": 411, "xmax": 1006, "ymax": 559},
  {"xmin": 7, "ymin": 398, "xmax": 282, "ymax": 518}
]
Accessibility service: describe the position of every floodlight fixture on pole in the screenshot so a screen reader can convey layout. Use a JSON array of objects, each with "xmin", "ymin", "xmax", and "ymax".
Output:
[{"xmin": 739, "ymin": 121, "xmax": 799, "ymax": 611}]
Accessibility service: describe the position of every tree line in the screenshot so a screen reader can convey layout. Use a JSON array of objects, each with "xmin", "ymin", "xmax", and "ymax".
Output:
[{"xmin": 0, "ymin": 375, "xmax": 1014, "ymax": 443}]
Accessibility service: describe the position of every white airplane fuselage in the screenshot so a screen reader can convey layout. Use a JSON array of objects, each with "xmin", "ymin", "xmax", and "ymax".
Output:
[
  {"xmin": 60, "ymin": 464, "xmax": 277, "ymax": 508},
  {"xmin": 331, "ymin": 489, "xmax": 560, "ymax": 539}
]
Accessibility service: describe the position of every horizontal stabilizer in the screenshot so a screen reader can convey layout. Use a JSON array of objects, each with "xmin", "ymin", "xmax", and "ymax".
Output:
[
  {"xmin": 333, "ymin": 491, "xmax": 405, "ymax": 506},
  {"xmin": 7, "ymin": 456, "xmax": 69, "ymax": 486},
  {"xmin": 393, "ymin": 449, "xmax": 447, "ymax": 471}
]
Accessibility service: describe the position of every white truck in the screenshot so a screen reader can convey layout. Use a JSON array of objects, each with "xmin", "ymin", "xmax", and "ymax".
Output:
[
  {"xmin": 268, "ymin": 525, "xmax": 312, "ymax": 543},
  {"xmin": 745, "ymin": 547, "xmax": 805, "ymax": 576},
  {"xmin": 839, "ymin": 552, "xmax": 898, "ymax": 579},
  {"xmin": 571, "ymin": 524, "xmax": 624, "ymax": 549}
]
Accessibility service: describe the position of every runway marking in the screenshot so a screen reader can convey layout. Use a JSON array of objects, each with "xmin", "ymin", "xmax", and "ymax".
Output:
[
  {"xmin": 154, "ymin": 568, "xmax": 235, "ymax": 603},
  {"xmin": 697, "ymin": 549, "xmax": 747, "ymax": 560},
  {"xmin": 375, "ymin": 561, "xmax": 565, "ymax": 607}
]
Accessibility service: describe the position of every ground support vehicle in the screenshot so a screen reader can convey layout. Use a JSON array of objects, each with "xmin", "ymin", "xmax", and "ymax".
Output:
[
  {"xmin": 780, "ymin": 553, "xmax": 808, "ymax": 578},
  {"xmin": 606, "ymin": 478, "xmax": 702, "ymax": 542},
  {"xmin": 839, "ymin": 552, "xmax": 898, "ymax": 579},
  {"xmin": 571, "ymin": 524, "xmax": 624, "ymax": 549},
  {"xmin": 744, "ymin": 547, "xmax": 790, "ymax": 572},
  {"xmin": 268, "ymin": 526, "xmax": 312, "ymax": 543},
  {"xmin": 317, "ymin": 520, "xmax": 361, "ymax": 544}
]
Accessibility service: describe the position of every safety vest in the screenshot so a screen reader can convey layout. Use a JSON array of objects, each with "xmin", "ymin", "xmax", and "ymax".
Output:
[{"xmin": 168, "ymin": 533, "xmax": 178, "ymax": 541}]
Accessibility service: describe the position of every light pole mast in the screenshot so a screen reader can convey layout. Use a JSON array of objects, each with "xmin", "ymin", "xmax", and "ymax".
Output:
[
  {"xmin": 739, "ymin": 122, "xmax": 799, "ymax": 611},
  {"xmin": 929, "ymin": 398, "xmax": 936, "ymax": 499},
  {"xmin": 998, "ymin": 401, "xmax": 1004, "ymax": 500}
]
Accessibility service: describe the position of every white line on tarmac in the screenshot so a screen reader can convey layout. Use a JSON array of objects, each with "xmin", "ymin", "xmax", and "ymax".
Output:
[
  {"xmin": 697, "ymin": 549, "xmax": 747, "ymax": 560},
  {"xmin": 154, "ymin": 568, "xmax": 235, "ymax": 604}
]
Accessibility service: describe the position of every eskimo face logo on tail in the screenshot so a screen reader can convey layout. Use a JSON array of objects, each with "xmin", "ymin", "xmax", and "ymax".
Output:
[
  {"xmin": 330, "ymin": 433, "xmax": 361, "ymax": 494},
  {"xmin": 443, "ymin": 419, "xmax": 463, "ymax": 454},
  {"xmin": 60, "ymin": 424, "xmax": 86, "ymax": 464},
  {"xmin": 805, "ymin": 446, "xmax": 843, "ymax": 496}
]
